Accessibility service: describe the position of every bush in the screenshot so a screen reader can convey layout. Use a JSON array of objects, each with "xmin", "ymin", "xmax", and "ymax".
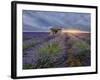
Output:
[
  {"xmin": 31, "ymin": 42, "xmax": 61, "ymax": 68},
  {"xmin": 39, "ymin": 42, "xmax": 61, "ymax": 56}
]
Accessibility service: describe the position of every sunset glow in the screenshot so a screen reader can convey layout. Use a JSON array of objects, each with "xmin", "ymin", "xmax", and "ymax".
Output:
[{"xmin": 62, "ymin": 29, "xmax": 89, "ymax": 33}]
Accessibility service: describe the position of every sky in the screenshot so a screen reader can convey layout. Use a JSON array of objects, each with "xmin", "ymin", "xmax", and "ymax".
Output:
[{"xmin": 23, "ymin": 10, "xmax": 91, "ymax": 32}]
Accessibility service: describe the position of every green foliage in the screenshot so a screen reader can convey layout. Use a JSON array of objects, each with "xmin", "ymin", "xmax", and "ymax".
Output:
[
  {"xmin": 76, "ymin": 42, "xmax": 87, "ymax": 49},
  {"xmin": 23, "ymin": 64, "xmax": 33, "ymax": 69},
  {"xmin": 76, "ymin": 49, "xmax": 90, "ymax": 61},
  {"xmin": 39, "ymin": 43, "xmax": 61, "ymax": 56},
  {"xmin": 31, "ymin": 42, "xmax": 61, "ymax": 68},
  {"xmin": 74, "ymin": 49, "xmax": 91, "ymax": 66},
  {"xmin": 66, "ymin": 39, "xmax": 90, "ymax": 67},
  {"xmin": 74, "ymin": 41, "xmax": 89, "ymax": 52}
]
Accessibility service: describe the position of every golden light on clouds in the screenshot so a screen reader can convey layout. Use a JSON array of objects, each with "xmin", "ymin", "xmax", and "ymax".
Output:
[{"xmin": 62, "ymin": 29, "xmax": 89, "ymax": 33}]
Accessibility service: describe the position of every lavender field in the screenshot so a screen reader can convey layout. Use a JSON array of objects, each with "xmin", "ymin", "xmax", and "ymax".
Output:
[{"xmin": 23, "ymin": 32, "xmax": 91, "ymax": 69}]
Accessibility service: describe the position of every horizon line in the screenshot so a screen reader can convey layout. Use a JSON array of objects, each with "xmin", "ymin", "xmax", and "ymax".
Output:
[{"xmin": 23, "ymin": 31, "xmax": 90, "ymax": 33}]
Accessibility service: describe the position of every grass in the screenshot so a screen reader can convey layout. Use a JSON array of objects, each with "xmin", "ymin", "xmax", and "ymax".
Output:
[
  {"xmin": 23, "ymin": 40, "xmax": 35, "ymax": 50},
  {"xmin": 23, "ymin": 33, "xmax": 91, "ymax": 68},
  {"xmin": 75, "ymin": 41, "xmax": 88, "ymax": 49},
  {"xmin": 76, "ymin": 49, "xmax": 91, "ymax": 66},
  {"xmin": 66, "ymin": 39, "xmax": 90, "ymax": 67},
  {"xmin": 39, "ymin": 42, "xmax": 61, "ymax": 56},
  {"xmin": 23, "ymin": 64, "xmax": 33, "ymax": 69},
  {"xmin": 31, "ymin": 42, "xmax": 62, "ymax": 68}
]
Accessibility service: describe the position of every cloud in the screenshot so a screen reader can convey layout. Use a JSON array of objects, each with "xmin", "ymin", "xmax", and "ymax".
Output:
[{"xmin": 23, "ymin": 10, "xmax": 91, "ymax": 32}]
